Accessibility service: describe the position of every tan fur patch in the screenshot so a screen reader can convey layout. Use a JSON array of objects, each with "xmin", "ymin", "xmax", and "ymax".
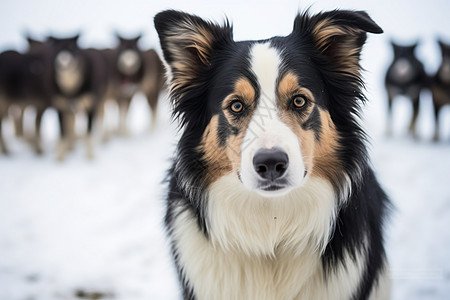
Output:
[
  {"xmin": 278, "ymin": 72, "xmax": 315, "ymax": 106},
  {"xmin": 234, "ymin": 77, "xmax": 256, "ymax": 102},
  {"xmin": 166, "ymin": 20, "xmax": 215, "ymax": 98},
  {"xmin": 311, "ymin": 110, "xmax": 341, "ymax": 184},
  {"xmin": 222, "ymin": 77, "xmax": 256, "ymax": 117},
  {"xmin": 311, "ymin": 19, "xmax": 362, "ymax": 76},
  {"xmin": 199, "ymin": 116, "xmax": 233, "ymax": 184},
  {"xmin": 279, "ymin": 110, "xmax": 315, "ymax": 175},
  {"xmin": 278, "ymin": 72, "xmax": 300, "ymax": 99}
]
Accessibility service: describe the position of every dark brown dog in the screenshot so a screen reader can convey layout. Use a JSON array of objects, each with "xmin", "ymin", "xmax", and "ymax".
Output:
[
  {"xmin": 385, "ymin": 42, "xmax": 428, "ymax": 138},
  {"xmin": 49, "ymin": 34, "xmax": 108, "ymax": 160},
  {"xmin": 431, "ymin": 40, "xmax": 450, "ymax": 141},
  {"xmin": 0, "ymin": 37, "xmax": 53, "ymax": 155},
  {"xmin": 101, "ymin": 34, "xmax": 165, "ymax": 138}
]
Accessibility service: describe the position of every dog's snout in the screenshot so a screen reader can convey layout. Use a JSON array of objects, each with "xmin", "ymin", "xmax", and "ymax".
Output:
[{"xmin": 253, "ymin": 148, "xmax": 289, "ymax": 181}]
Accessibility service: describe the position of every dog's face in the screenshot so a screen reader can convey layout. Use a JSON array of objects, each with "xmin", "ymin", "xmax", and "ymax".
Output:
[
  {"xmin": 49, "ymin": 35, "xmax": 83, "ymax": 70},
  {"xmin": 49, "ymin": 35, "xmax": 86, "ymax": 95},
  {"xmin": 115, "ymin": 34, "xmax": 143, "ymax": 76},
  {"xmin": 155, "ymin": 10, "xmax": 381, "ymax": 198}
]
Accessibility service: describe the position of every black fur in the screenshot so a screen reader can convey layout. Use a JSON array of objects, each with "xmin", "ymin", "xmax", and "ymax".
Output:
[
  {"xmin": 0, "ymin": 38, "xmax": 53, "ymax": 154},
  {"xmin": 156, "ymin": 9, "xmax": 390, "ymax": 300},
  {"xmin": 431, "ymin": 40, "xmax": 450, "ymax": 141},
  {"xmin": 302, "ymin": 105, "xmax": 322, "ymax": 140}
]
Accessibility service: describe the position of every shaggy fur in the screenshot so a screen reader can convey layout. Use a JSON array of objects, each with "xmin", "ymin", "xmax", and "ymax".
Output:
[{"xmin": 155, "ymin": 9, "xmax": 390, "ymax": 300}]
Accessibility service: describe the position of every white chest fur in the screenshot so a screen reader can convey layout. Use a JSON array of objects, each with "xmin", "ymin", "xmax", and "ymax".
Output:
[{"xmin": 170, "ymin": 175, "xmax": 380, "ymax": 299}]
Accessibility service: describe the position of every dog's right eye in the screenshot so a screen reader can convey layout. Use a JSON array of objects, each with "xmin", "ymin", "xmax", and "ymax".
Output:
[{"xmin": 230, "ymin": 100, "xmax": 244, "ymax": 114}]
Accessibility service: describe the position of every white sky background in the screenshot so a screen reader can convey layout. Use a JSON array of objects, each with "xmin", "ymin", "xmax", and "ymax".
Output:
[{"xmin": 0, "ymin": 0, "xmax": 449, "ymax": 50}]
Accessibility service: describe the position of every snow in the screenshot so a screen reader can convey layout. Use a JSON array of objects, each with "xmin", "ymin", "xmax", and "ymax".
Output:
[
  {"xmin": 1, "ymin": 0, "xmax": 450, "ymax": 299},
  {"xmin": 0, "ymin": 96, "xmax": 181, "ymax": 299}
]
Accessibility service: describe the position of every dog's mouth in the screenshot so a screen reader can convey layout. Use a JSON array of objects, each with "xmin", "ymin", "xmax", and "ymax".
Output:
[
  {"xmin": 260, "ymin": 183, "xmax": 287, "ymax": 192},
  {"xmin": 238, "ymin": 169, "xmax": 308, "ymax": 196},
  {"xmin": 256, "ymin": 178, "xmax": 292, "ymax": 196}
]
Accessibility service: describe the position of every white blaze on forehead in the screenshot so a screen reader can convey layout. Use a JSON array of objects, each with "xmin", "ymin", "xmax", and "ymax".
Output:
[
  {"xmin": 250, "ymin": 43, "xmax": 280, "ymax": 99},
  {"xmin": 246, "ymin": 42, "xmax": 283, "ymax": 149}
]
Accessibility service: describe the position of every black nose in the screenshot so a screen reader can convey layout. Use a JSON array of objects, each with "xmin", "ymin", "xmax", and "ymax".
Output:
[{"xmin": 253, "ymin": 148, "xmax": 289, "ymax": 181}]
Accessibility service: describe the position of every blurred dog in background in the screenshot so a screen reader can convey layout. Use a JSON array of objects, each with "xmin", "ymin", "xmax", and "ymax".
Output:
[
  {"xmin": 50, "ymin": 35, "xmax": 109, "ymax": 160},
  {"xmin": 101, "ymin": 34, "xmax": 165, "ymax": 140},
  {"xmin": 0, "ymin": 32, "xmax": 165, "ymax": 159},
  {"xmin": 431, "ymin": 40, "xmax": 450, "ymax": 141},
  {"xmin": 0, "ymin": 36, "xmax": 53, "ymax": 154},
  {"xmin": 385, "ymin": 42, "xmax": 428, "ymax": 138}
]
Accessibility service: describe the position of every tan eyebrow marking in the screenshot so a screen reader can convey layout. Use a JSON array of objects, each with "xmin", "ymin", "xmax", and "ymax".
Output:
[
  {"xmin": 222, "ymin": 77, "xmax": 256, "ymax": 110},
  {"xmin": 278, "ymin": 72, "xmax": 315, "ymax": 103},
  {"xmin": 278, "ymin": 72, "xmax": 300, "ymax": 98},
  {"xmin": 235, "ymin": 77, "xmax": 256, "ymax": 101}
]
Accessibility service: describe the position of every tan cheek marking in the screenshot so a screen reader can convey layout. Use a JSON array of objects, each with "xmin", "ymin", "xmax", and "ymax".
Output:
[
  {"xmin": 279, "ymin": 110, "xmax": 315, "ymax": 173},
  {"xmin": 201, "ymin": 77, "xmax": 256, "ymax": 183},
  {"xmin": 225, "ymin": 131, "xmax": 246, "ymax": 173},
  {"xmin": 311, "ymin": 110, "xmax": 341, "ymax": 184},
  {"xmin": 280, "ymin": 107, "xmax": 341, "ymax": 185},
  {"xmin": 198, "ymin": 116, "xmax": 233, "ymax": 184}
]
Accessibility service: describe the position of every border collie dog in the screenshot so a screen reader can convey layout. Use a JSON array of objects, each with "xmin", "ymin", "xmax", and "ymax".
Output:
[{"xmin": 155, "ymin": 9, "xmax": 390, "ymax": 300}]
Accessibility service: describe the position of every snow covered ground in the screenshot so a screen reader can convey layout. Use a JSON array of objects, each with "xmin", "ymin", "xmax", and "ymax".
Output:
[{"xmin": 1, "ymin": 0, "xmax": 450, "ymax": 299}]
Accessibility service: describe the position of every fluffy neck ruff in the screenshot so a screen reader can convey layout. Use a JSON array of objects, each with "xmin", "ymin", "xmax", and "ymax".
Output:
[{"xmin": 207, "ymin": 173, "xmax": 337, "ymax": 258}]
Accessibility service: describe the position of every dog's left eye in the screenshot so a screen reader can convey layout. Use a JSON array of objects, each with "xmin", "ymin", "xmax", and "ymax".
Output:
[
  {"xmin": 230, "ymin": 100, "xmax": 244, "ymax": 113},
  {"xmin": 293, "ymin": 95, "xmax": 307, "ymax": 108}
]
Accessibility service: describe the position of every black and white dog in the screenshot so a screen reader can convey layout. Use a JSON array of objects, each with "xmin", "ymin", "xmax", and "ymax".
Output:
[
  {"xmin": 431, "ymin": 40, "xmax": 450, "ymax": 141},
  {"xmin": 155, "ymin": 9, "xmax": 390, "ymax": 299},
  {"xmin": 385, "ymin": 42, "xmax": 428, "ymax": 137}
]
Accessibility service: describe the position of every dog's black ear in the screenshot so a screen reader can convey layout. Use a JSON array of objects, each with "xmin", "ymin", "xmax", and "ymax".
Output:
[
  {"xmin": 294, "ymin": 10, "xmax": 382, "ymax": 75},
  {"xmin": 71, "ymin": 33, "xmax": 81, "ymax": 43},
  {"xmin": 23, "ymin": 31, "xmax": 41, "ymax": 48},
  {"xmin": 114, "ymin": 31, "xmax": 124, "ymax": 42},
  {"xmin": 154, "ymin": 10, "xmax": 233, "ymax": 98},
  {"xmin": 26, "ymin": 37, "xmax": 43, "ymax": 48},
  {"xmin": 390, "ymin": 39, "xmax": 399, "ymax": 48}
]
